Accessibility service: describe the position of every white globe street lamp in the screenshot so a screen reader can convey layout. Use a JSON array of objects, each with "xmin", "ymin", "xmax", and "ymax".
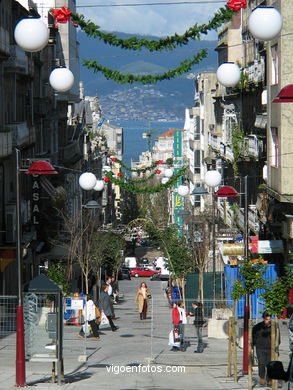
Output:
[
  {"xmin": 93, "ymin": 180, "xmax": 105, "ymax": 192},
  {"xmin": 14, "ymin": 18, "xmax": 49, "ymax": 52},
  {"xmin": 49, "ymin": 68, "xmax": 74, "ymax": 92},
  {"xmin": 216, "ymin": 63, "xmax": 241, "ymax": 88},
  {"xmin": 248, "ymin": 7, "xmax": 283, "ymax": 41},
  {"xmin": 79, "ymin": 172, "xmax": 97, "ymax": 191},
  {"xmin": 164, "ymin": 168, "xmax": 173, "ymax": 178},
  {"xmin": 161, "ymin": 177, "xmax": 169, "ymax": 184},
  {"xmin": 177, "ymin": 184, "xmax": 189, "ymax": 197},
  {"xmin": 204, "ymin": 170, "xmax": 221, "ymax": 187}
]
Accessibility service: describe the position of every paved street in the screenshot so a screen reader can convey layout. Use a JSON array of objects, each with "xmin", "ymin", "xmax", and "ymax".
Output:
[{"xmin": 0, "ymin": 278, "xmax": 291, "ymax": 390}]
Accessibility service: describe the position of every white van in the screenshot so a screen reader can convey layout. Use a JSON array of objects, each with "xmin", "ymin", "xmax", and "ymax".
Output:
[
  {"xmin": 155, "ymin": 257, "xmax": 170, "ymax": 275},
  {"xmin": 124, "ymin": 257, "xmax": 137, "ymax": 269}
]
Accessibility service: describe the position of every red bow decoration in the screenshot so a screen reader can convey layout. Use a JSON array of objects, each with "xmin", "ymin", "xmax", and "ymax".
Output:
[
  {"xmin": 157, "ymin": 160, "xmax": 163, "ymax": 165},
  {"xmin": 227, "ymin": 0, "xmax": 247, "ymax": 12},
  {"xmin": 117, "ymin": 172, "xmax": 122, "ymax": 177},
  {"xmin": 104, "ymin": 177, "xmax": 110, "ymax": 182},
  {"xmin": 156, "ymin": 169, "xmax": 161, "ymax": 174},
  {"xmin": 51, "ymin": 7, "xmax": 78, "ymax": 27},
  {"xmin": 111, "ymin": 157, "xmax": 116, "ymax": 162}
]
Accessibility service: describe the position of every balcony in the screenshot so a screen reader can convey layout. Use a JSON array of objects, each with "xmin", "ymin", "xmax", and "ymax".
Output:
[
  {"xmin": 4, "ymin": 45, "xmax": 33, "ymax": 75},
  {"xmin": 7, "ymin": 122, "xmax": 34, "ymax": 147},
  {"xmin": 209, "ymin": 133, "xmax": 222, "ymax": 152},
  {"xmin": 189, "ymin": 139, "xmax": 200, "ymax": 150},
  {"xmin": 247, "ymin": 59, "xmax": 265, "ymax": 84},
  {"xmin": 225, "ymin": 145, "xmax": 234, "ymax": 161},
  {"xmin": 241, "ymin": 135, "xmax": 263, "ymax": 160},
  {"xmin": 238, "ymin": 205, "xmax": 259, "ymax": 234},
  {"xmin": 59, "ymin": 140, "xmax": 83, "ymax": 165},
  {"xmin": 0, "ymin": 132, "xmax": 12, "ymax": 157}
]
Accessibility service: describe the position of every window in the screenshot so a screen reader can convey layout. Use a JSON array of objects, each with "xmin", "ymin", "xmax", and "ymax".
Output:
[
  {"xmin": 270, "ymin": 127, "xmax": 278, "ymax": 167},
  {"xmin": 271, "ymin": 45, "xmax": 279, "ymax": 85}
]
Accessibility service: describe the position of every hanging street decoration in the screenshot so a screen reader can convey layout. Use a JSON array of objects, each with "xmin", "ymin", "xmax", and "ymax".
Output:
[
  {"xmin": 71, "ymin": 6, "xmax": 235, "ymax": 51},
  {"xmin": 227, "ymin": 0, "xmax": 247, "ymax": 13},
  {"xmin": 82, "ymin": 50, "xmax": 208, "ymax": 84},
  {"xmin": 104, "ymin": 167, "xmax": 187, "ymax": 194},
  {"xmin": 111, "ymin": 157, "xmax": 165, "ymax": 173},
  {"xmin": 51, "ymin": 7, "xmax": 78, "ymax": 27},
  {"xmin": 48, "ymin": 4, "xmax": 236, "ymax": 85}
]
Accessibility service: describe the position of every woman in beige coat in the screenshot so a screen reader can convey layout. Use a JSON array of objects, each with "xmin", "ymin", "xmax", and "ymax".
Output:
[{"xmin": 135, "ymin": 282, "xmax": 151, "ymax": 320}]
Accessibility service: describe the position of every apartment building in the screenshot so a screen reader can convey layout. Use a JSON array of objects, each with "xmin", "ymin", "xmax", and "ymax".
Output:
[{"xmin": 185, "ymin": 1, "xmax": 293, "ymax": 267}]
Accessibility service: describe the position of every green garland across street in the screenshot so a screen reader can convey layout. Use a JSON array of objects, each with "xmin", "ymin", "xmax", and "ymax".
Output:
[
  {"xmin": 71, "ymin": 7, "xmax": 235, "ymax": 51},
  {"xmin": 112, "ymin": 157, "xmax": 161, "ymax": 173},
  {"xmin": 105, "ymin": 167, "xmax": 187, "ymax": 194},
  {"xmin": 82, "ymin": 49, "xmax": 207, "ymax": 84},
  {"xmin": 71, "ymin": 5, "xmax": 235, "ymax": 84}
]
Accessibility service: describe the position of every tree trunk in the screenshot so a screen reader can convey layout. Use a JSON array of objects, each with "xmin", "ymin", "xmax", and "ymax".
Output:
[
  {"xmin": 232, "ymin": 300, "xmax": 238, "ymax": 382},
  {"xmin": 85, "ymin": 274, "xmax": 89, "ymax": 295},
  {"xmin": 198, "ymin": 268, "xmax": 204, "ymax": 302},
  {"xmin": 181, "ymin": 278, "xmax": 185, "ymax": 304},
  {"xmin": 271, "ymin": 318, "xmax": 278, "ymax": 390},
  {"xmin": 248, "ymin": 318, "xmax": 253, "ymax": 390},
  {"xmin": 228, "ymin": 317, "xmax": 233, "ymax": 377},
  {"xmin": 233, "ymin": 316, "xmax": 238, "ymax": 383}
]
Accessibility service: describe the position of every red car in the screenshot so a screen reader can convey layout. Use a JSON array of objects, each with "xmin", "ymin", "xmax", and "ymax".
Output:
[{"xmin": 130, "ymin": 267, "xmax": 159, "ymax": 278}]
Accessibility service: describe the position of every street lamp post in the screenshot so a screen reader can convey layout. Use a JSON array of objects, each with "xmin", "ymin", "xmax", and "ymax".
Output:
[
  {"xmin": 15, "ymin": 149, "xmax": 25, "ymax": 387},
  {"xmin": 204, "ymin": 170, "xmax": 221, "ymax": 301},
  {"xmin": 15, "ymin": 149, "xmax": 58, "ymax": 387}
]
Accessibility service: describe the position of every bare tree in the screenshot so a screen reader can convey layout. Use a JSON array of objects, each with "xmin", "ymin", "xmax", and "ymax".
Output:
[{"xmin": 187, "ymin": 214, "xmax": 213, "ymax": 302}]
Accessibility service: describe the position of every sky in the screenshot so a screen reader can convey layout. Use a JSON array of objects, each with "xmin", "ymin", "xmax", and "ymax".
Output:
[{"xmin": 76, "ymin": 0, "xmax": 227, "ymax": 37}]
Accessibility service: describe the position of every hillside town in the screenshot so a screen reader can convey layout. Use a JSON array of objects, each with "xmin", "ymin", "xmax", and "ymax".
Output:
[
  {"xmin": 0, "ymin": 1, "xmax": 293, "ymax": 390},
  {"xmin": 100, "ymin": 85, "xmax": 184, "ymax": 121}
]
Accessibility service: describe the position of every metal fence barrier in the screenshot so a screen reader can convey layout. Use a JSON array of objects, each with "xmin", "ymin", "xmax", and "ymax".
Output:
[{"xmin": 0, "ymin": 295, "xmax": 17, "ymax": 339}]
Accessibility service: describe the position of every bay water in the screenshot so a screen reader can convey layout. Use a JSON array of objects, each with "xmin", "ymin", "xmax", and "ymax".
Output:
[{"xmin": 113, "ymin": 120, "xmax": 184, "ymax": 167}]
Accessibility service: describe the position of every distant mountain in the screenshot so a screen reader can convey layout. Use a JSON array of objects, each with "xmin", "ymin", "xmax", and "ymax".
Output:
[{"xmin": 78, "ymin": 31, "xmax": 218, "ymax": 120}]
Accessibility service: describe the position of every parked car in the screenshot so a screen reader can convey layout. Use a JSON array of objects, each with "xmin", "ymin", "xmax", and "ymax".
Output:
[
  {"xmin": 150, "ymin": 273, "xmax": 170, "ymax": 281},
  {"xmin": 118, "ymin": 268, "xmax": 131, "ymax": 280},
  {"xmin": 130, "ymin": 267, "xmax": 159, "ymax": 278}
]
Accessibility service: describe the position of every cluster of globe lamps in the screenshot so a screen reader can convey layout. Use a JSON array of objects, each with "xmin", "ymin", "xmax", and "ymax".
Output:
[
  {"xmin": 216, "ymin": 6, "xmax": 282, "ymax": 88},
  {"xmin": 14, "ymin": 17, "xmax": 74, "ymax": 92},
  {"xmin": 13, "ymin": 6, "xmax": 282, "ymax": 94},
  {"xmin": 14, "ymin": 5, "xmax": 283, "ymax": 191}
]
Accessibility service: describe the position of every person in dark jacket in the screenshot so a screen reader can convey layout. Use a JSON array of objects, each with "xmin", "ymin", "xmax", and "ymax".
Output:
[
  {"xmin": 191, "ymin": 301, "xmax": 204, "ymax": 353},
  {"xmin": 98, "ymin": 284, "xmax": 118, "ymax": 331},
  {"xmin": 252, "ymin": 312, "xmax": 280, "ymax": 386}
]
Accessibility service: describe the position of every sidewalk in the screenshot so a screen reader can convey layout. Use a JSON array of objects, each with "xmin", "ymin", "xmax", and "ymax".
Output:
[{"xmin": 0, "ymin": 279, "xmax": 291, "ymax": 390}]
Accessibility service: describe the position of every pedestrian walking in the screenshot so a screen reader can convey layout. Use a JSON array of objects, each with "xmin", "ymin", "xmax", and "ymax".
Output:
[
  {"xmin": 106, "ymin": 276, "xmax": 113, "ymax": 296},
  {"xmin": 98, "ymin": 284, "xmax": 118, "ymax": 331},
  {"xmin": 252, "ymin": 312, "xmax": 280, "ymax": 386},
  {"xmin": 191, "ymin": 301, "xmax": 204, "ymax": 353},
  {"xmin": 78, "ymin": 296, "xmax": 100, "ymax": 339},
  {"xmin": 170, "ymin": 302, "xmax": 181, "ymax": 351},
  {"xmin": 178, "ymin": 301, "xmax": 187, "ymax": 350},
  {"xmin": 172, "ymin": 301, "xmax": 187, "ymax": 351},
  {"xmin": 135, "ymin": 282, "xmax": 151, "ymax": 320},
  {"xmin": 111, "ymin": 276, "xmax": 119, "ymax": 304}
]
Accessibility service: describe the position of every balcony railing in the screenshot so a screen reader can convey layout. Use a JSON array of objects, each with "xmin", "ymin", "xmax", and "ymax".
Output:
[
  {"xmin": 225, "ymin": 145, "xmax": 234, "ymax": 161},
  {"xmin": 241, "ymin": 135, "xmax": 263, "ymax": 159},
  {"xmin": 247, "ymin": 59, "xmax": 265, "ymax": 84},
  {"xmin": 238, "ymin": 205, "xmax": 259, "ymax": 233}
]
